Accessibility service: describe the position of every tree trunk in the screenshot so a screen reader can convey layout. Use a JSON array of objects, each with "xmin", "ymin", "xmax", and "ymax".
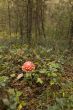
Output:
[{"xmin": 26, "ymin": 0, "xmax": 33, "ymax": 46}]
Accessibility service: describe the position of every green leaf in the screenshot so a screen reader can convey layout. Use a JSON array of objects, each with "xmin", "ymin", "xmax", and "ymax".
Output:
[
  {"xmin": 47, "ymin": 72, "xmax": 57, "ymax": 77},
  {"xmin": 36, "ymin": 78, "xmax": 43, "ymax": 84},
  {"xmin": 2, "ymin": 98, "xmax": 10, "ymax": 106},
  {"xmin": 0, "ymin": 76, "xmax": 9, "ymax": 87},
  {"xmin": 50, "ymin": 78, "xmax": 57, "ymax": 85},
  {"xmin": 51, "ymin": 73, "xmax": 57, "ymax": 77},
  {"xmin": 10, "ymin": 74, "xmax": 16, "ymax": 78},
  {"xmin": 17, "ymin": 101, "xmax": 26, "ymax": 110},
  {"xmin": 25, "ymin": 73, "xmax": 32, "ymax": 78},
  {"xmin": 49, "ymin": 62, "xmax": 60, "ymax": 69},
  {"xmin": 50, "ymin": 80, "xmax": 55, "ymax": 85},
  {"xmin": 8, "ymin": 88, "xmax": 15, "ymax": 95},
  {"xmin": 39, "ymin": 69, "xmax": 47, "ymax": 74}
]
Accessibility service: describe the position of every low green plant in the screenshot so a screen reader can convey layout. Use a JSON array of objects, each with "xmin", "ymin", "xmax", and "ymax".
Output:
[
  {"xmin": 2, "ymin": 89, "xmax": 22, "ymax": 110},
  {"xmin": 23, "ymin": 60, "xmax": 62, "ymax": 87},
  {"xmin": 48, "ymin": 96, "xmax": 73, "ymax": 110},
  {"xmin": 0, "ymin": 76, "xmax": 9, "ymax": 88}
]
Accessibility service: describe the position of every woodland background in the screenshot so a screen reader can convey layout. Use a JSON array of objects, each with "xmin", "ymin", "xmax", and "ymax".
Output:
[{"xmin": 0, "ymin": 0, "xmax": 73, "ymax": 51}]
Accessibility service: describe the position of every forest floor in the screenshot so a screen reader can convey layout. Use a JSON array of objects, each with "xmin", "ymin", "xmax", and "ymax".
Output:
[
  {"xmin": 11, "ymin": 65, "xmax": 73, "ymax": 110},
  {"xmin": 0, "ymin": 45, "xmax": 73, "ymax": 110}
]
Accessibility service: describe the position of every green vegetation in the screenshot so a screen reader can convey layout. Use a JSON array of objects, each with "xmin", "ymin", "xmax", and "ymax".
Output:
[
  {"xmin": 0, "ymin": 0, "xmax": 73, "ymax": 110},
  {"xmin": 0, "ymin": 45, "xmax": 73, "ymax": 110}
]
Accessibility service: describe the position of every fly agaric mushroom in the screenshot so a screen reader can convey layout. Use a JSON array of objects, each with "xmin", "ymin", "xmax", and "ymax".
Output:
[{"xmin": 22, "ymin": 61, "xmax": 35, "ymax": 72}]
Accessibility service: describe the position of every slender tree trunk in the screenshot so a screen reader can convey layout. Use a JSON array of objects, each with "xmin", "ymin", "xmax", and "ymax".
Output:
[
  {"xmin": 68, "ymin": 5, "xmax": 73, "ymax": 52},
  {"xmin": 27, "ymin": 0, "xmax": 33, "ymax": 46},
  {"xmin": 7, "ymin": 0, "xmax": 11, "ymax": 37}
]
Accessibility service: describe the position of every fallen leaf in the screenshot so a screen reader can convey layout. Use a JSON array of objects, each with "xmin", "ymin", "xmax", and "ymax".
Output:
[{"xmin": 16, "ymin": 73, "xmax": 24, "ymax": 80}]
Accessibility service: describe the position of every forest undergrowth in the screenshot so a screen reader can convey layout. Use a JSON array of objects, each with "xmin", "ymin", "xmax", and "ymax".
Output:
[{"xmin": 0, "ymin": 45, "xmax": 73, "ymax": 110}]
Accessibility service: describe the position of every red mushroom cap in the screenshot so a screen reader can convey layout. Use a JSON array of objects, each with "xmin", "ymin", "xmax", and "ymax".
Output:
[{"xmin": 22, "ymin": 61, "xmax": 35, "ymax": 72}]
